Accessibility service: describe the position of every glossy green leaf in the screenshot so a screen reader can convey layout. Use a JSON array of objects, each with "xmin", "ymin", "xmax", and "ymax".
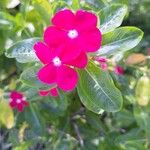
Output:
[
  {"xmin": 94, "ymin": 27, "xmax": 143, "ymax": 56},
  {"xmin": 20, "ymin": 65, "xmax": 54, "ymax": 90},
  {"xmin": 77, "ymin": 61, "xmax": 123, "ymax": 113},
  {"xmin": 99, "ymin": 4, "xmax": 127, "ymax": 34},
  {"xmin": 5, "ymin": 38, "xmax": 40, "ymax": 63}
]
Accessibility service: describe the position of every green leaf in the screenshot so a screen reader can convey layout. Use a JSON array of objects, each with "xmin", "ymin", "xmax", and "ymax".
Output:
[
  {"xmin": 134, "ymin": 106, "xmax": 150, "ymax": 141},
  {"xmin": 32, "ymin": 0, "xmax": 53, "ymax": 24},
  {"xmin": 0, "ymin": 11, "xmax": 13, "ymax": 28},
  {"xmin": 99, "ymin": 4, "xmax": 127, "ymax": 34},
  {"xmin": 25, "ymin": 104, "xmax": 45, "ymax": 136},
  {"xmin": 94, "ymin": 27, "xmax": 143, "ymax": 56},
  {"xmin": 5, "ymin": 38, "xmax": 40, "ymax": 63},
  {"xmin": 71, "ymin": 0, "xmax": 80, "ymax": 10},
  {"xmin": 20, "ymin": 65, "xmax": 55, "ymax": 90},
  {"xmin": 77, "ymin": 61, "xmax": 123, "ymax": 113}
]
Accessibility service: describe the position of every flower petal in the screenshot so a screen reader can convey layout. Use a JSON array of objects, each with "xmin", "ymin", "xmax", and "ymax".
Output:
[
  {"xmin": 9, "ymin": 101, "xmax": 16, "ymax": 108},
  {"xmin": 44, "ymin": 26, "xmax": 67, "ymax": 48},
  {"xmin": 22, "ymin": 100, "xmax": 29, "ymax": 107},
  {"xmin": 10, "ymin": 91, "xmax": 23, "ymax": 99},
  {"xmin": 65, "ymin": 52, "xmax": 88, "ymax": 68},
  {"xmin": 49, "ymin": 88, "xmax": 59, "ymax": 97},
  {"xmin": 57, "ymin": 66, "xmax": 78, "ymax": 91},
  {"xmin": 52, "ymin": 9, "xmax": 75, "ymax": 29},
  {"xmin": 75, "ymin": 10, "xmax": 97, "ymax": 31},
  {"xmin": 59, "ymin": 41, "xmax": 82, "ymax": 62},
  {"xmin": 78, "ymin": 28, "xmax": 102, "ymax": 52},
  {"xmin": 34, "ymin": 42, "xmax": 53, "ymax": 64},
  {"xmin": 38, "ymin": 64, "xmax": 57, "ymax": 84},
  {"xmin": 38, "ymin": 90, "xmax": 50, "ymax": 97},
  {"xmin": 17, "ymin": 104, "xmax": 24, "ymax": 112}
]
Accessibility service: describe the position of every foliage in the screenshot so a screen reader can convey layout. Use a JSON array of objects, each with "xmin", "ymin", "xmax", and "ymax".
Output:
[{"xmin": 0, "ymin": 0, "xmax": 149, "ymax": 149}]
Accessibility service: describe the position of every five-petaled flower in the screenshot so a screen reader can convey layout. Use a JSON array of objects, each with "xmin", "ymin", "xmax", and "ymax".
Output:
[
  {"xmin": 44, "ymin": 9, "xmax": 102, "ymax": 60},
  {"xmin": 9, "ymin": 91, "xmax": 29, "ymax": 112},
  {"xmin": 34, "ymin": 42, "xmax": 87, "ymax": 91},
  {"xmin": 34, "ymin": 9, "xmax": 102, "ymax": 92}
]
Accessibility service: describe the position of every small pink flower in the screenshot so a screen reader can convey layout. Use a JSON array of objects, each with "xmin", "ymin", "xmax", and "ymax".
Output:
[
  {"xmin": 94, "ymin": 57, "xmax": 108, "ymax": 70},
  {"xmin": 44, "ymin": 9, "xmax": 102, "ymax": 59},
  {"xmin": 114, "ymin": 65, "xmax": 124, "ymax": 75},
  {"xmin": 39, "ymin": 88, "xmax": 59, "ymax": 97},
  {"xmin": 100, "ymin": 63, "xmax": 108, "ymax": 71},
  {"xmin": 9, "ymin": 91, "xmax": 29, "ymax": 112},
  {"xmin": 94, "ymin": 57, "xmax": 107, "ymax": 63},
  {"xmin": 34, "ymin": 42, "xmax": 88, "ymax": 91}
]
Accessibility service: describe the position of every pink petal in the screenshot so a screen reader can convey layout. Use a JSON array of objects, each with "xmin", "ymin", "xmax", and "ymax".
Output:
[
  {"xmin": 59, "ymin": 41, "xmax": 82, "ymax": 62},
  {"xmin": 9, "ymin": 101, "xmax": 16, "ymax": 108},
  {"xmin": 52, "ymin": 9, "xmax": 75, "ymax": 29},
  {"xmin": 100, "ymin": 63, "xmax": 108, "ymax": 71},
  {"xmin": 17, "ymin": 104, "xmax": 24, "ymax": 112},
  {"xmin": 38, "ymin": 64, "xmax": 57, "ymax": 84},
  {"xmin": 78, "ymin": 28, "xmax": 102, "ymax": 52},
  {"xmin": 65, "ymin": 52, "xmax": 88, "ymax": 68},
  {"xmin": 95, "ymin": 57, "xmax": 107, "ymax": 63},
  {"xmin": 38, "ymin": 90, "xmax": 50, "ymax": 97},
  {"xmin": 44, "ymin": 26, "xmax": 67, "ymax": 48},
  {"xmin": 49, "ymin": 88, "xmax": 59, "ymax": 97},
  {"xmin": 22, "ymin": 100, "xmax": 29, "ymax": 107},
  {"xmin": 75, "ymin": 10, "xmax": 97, "ymax": 31},
  {"xmin": 114, "ymin": 66, "xmax": 124, "ymax": 75},
  {"xmin": 10, "ymin": 91, "xmax": 23, "ymax": 99},
  {"xmin": 34, "ymin": 42, "xmax": 53, "ymax": 64},
  {"xmin": 57, "ymin": 66, "xmax": 78, "ymax": 91}
]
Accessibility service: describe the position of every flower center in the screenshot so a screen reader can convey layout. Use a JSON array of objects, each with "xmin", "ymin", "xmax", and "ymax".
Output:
[
  {"xmin": 68, "ymin": 29, "xmax": 78, "ymax": 39},
  {"xmin": 16, "ymin": 99, "xmax": 21, "ymax": 104},
  {"xmin": 53, "ymin": 57, "xmax": 61, "ymax": 67}
]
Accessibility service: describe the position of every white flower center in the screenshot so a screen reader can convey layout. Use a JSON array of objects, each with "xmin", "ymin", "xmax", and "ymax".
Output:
[
  {"xmin": 16, "ymin": 99, "xmax": 21, "ymax": 104},
  {"xmin": 22, "ymin": 97, "xmax": 26, "ymax": 101},
  {"xmin": 53, "ymin": 57, "xmax": 61, "ymax": 67},
  {"xmin": 68, "ymin": 29, "xmax": 78, "ymax": 39}
]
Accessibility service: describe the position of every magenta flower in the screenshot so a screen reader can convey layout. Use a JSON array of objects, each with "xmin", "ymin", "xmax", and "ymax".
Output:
[
  {"xmin": 34, "ymin": 42, "xmax": 88, "ymax": 91},
  {"xmin": 94, "ymin": 57, "xmax": 107, "ymax": 63},
  {"xmin": 39, "ymin": 88, "xmax": 58, "ymax": 97},
  {"xmin": 100, "ymin": 63, "xmax": 108, "ymax": 71},
  {"xmin": 114, "ymin": 65, "xmax": 124, "ymax": 75},
  {"xmin": 9, "ymin": 91, "xmax": 29, "ymax": 112},
  {"xmin": 94, "ymin": 57, "xmax": 108, "ymax": 71},
  {"xmin": 44, "ymin": 9, "xmax": 102, "ymax": 59}
]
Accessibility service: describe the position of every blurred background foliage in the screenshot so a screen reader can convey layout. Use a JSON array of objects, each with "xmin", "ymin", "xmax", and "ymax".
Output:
[{"xmin": 0, "ymin": 0, "xmax": 150, "ymax": 150}]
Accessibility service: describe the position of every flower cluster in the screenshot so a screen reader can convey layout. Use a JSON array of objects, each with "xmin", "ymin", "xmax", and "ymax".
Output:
[
  {"xmin": 9, "ymin": 91, "xmax": 29, "ymax": 112},
  {"xmin": 34, "ymin": 9, "xmax": 102, "ymax": 94}
]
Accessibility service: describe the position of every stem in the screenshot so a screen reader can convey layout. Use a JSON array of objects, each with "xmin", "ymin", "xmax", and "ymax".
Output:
[{"xmin": 73, "ymin": 123, "xmax": 84, "ymax": 147}]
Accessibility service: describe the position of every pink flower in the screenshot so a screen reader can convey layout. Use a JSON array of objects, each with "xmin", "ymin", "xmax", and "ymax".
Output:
[
  {"xmin": 44, "ymin": 9, "xmax": 102, "ymax": 59},
  {"xmin": 34, "ymin": 42, "xmax": 88, "ymax": 91},
  {"xmin": 39, "ymin": 88, "xmax": 59, "ymax": 97},
  {"xmin": 114, "ymin": 65, "xmax": 124, "ymax": 75},
  {"xmin": 9, "ymin": 91, "xmax": 29, "ymax": 112},
  {"xmin": 100, "ymin": 63, "xmax": 108, "ymax": 71},
  {"xmin": 94, "ymin": 57, "xmax": 108, "ymax": 71},
  {"xmin": 94, "ymin": 57, "xmax": 107, "ymax": 63}
]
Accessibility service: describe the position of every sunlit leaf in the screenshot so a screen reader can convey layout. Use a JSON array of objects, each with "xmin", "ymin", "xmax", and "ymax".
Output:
[
  {"xmin": 99, "ymin": 4, "xmax": 127, "ymax": 34},
  {"xmin": 5, "ymin": 38, "xmax": 40, "ymax": 63},
  {"xmin": 94, "ymin": 27, "xmax": 143, "ymax": 56},
  {"xmin": 77, "ymin": 61, "xmax": 123, "ymax": 113}
]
